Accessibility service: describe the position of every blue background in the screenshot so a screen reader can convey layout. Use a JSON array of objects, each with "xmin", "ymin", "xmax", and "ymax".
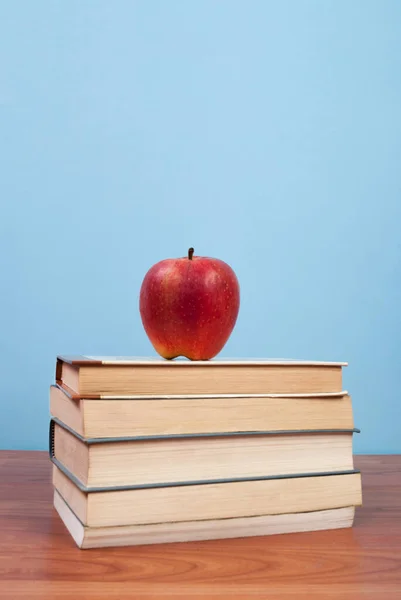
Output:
[{"xmin": 1, "ymin": 1, "xmax": 400, "ymax": 452}]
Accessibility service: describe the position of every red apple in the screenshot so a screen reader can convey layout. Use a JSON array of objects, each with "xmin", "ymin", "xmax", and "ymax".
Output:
[{"xmin": 139, "ymin": 248, "xmax": 240, "ymax": 360}]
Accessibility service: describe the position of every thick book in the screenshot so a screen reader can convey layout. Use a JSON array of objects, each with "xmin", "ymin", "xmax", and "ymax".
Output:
[
  {"xmin": 56, "ymin": 356, "xmax": 347, "ymax": 397},
  {"xmin": 50, "ymin": 384, "xmax": 354, "ymax": 438},
  {"xmin": 50, "ymin": 419, "xmax": 358, "ymax": 489},
  {"xmin": 54, "ymin": 490, "xmax": 356, "ymax": 549},
  {"xmin": 52, "ymin": 464, "xmax": 362, "ymax": 528}
]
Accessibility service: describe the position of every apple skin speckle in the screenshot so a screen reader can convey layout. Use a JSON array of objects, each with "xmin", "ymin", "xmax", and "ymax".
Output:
[{"xmin": 139, "ymin": 252, "xmax": 240, "ymax": 360}]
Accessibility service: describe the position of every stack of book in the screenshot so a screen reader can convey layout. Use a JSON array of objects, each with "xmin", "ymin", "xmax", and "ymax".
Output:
[{"xmin": 50, "ymin": 356, "xmax": 362, "ymax": 549}]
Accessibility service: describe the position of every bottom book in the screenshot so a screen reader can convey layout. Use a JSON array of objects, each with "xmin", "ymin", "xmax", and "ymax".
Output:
[{"xmin": 54, "ymin": 489, "xmax": 356, "ymax": 549}]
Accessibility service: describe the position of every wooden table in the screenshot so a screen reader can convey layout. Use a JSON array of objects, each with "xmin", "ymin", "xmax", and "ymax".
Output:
[{"xmin": 0, "ymin": 453, "xmax": 400, "ymax": 599}]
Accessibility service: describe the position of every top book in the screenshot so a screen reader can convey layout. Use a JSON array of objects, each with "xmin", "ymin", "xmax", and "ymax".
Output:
[{"xmin": 56, "ymin": 356, "xmax": 347, "ymax": 398}]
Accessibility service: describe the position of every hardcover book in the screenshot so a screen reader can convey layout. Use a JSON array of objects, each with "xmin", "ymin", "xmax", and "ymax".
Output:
[{"xmin": 56, "ymin": 356, "xmax": 347, "ymax": 397}]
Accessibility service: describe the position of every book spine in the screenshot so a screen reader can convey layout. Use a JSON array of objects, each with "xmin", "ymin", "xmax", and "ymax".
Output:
[
  {"xmin": 55, "ymin": 358, "xmax": 63, "ymax": 385},
  {"xmin": 49, "ymin": 419, "xmax": 56, "ymax": 460}
]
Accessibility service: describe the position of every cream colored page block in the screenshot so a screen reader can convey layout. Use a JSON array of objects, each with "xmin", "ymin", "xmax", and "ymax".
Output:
[{"xmin": 54, "ymin": 490, "xmax": 355, "ymax": 549}]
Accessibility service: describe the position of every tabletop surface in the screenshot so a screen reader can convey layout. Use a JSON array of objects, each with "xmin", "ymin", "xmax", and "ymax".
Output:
[{"xmin": 0, "ymin": 452, "xmax": 400, "ymax": 599}]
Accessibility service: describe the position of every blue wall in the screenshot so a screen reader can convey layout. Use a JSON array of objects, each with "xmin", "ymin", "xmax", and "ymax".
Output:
[{"xmin": 1, "ymin": 1, "xmax": 400, "ymax": 452}]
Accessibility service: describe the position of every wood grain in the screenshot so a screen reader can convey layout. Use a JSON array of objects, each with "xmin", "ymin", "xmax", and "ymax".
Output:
[{"xmin": 0, "ymin": 452, "xmax": 400, "ymax": 599}]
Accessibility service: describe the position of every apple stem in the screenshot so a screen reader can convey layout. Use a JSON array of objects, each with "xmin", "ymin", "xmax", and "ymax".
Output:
[{"xmin": 188, "ymin": 247, "xmax": 194, "ymax": 260}]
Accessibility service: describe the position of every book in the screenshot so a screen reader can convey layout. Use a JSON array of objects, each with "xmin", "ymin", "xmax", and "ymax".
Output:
[
  {"xmin": 52, "ymin": 464, "xmax": 362, "ymax": 528},
  {"xmin": 51, "ymin": 420, "xmax": 358, "ymax": 488},
  {"xmin": 56, "ymin": 356, "xmax": 346, "ymax": 397},
  {"xmin": 54, "ymin": 490, "xmax": 356, "ymax": 549},
  {"xmin": 50, "ymin": 384, "xmax": 354, "ymax": 438}
]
